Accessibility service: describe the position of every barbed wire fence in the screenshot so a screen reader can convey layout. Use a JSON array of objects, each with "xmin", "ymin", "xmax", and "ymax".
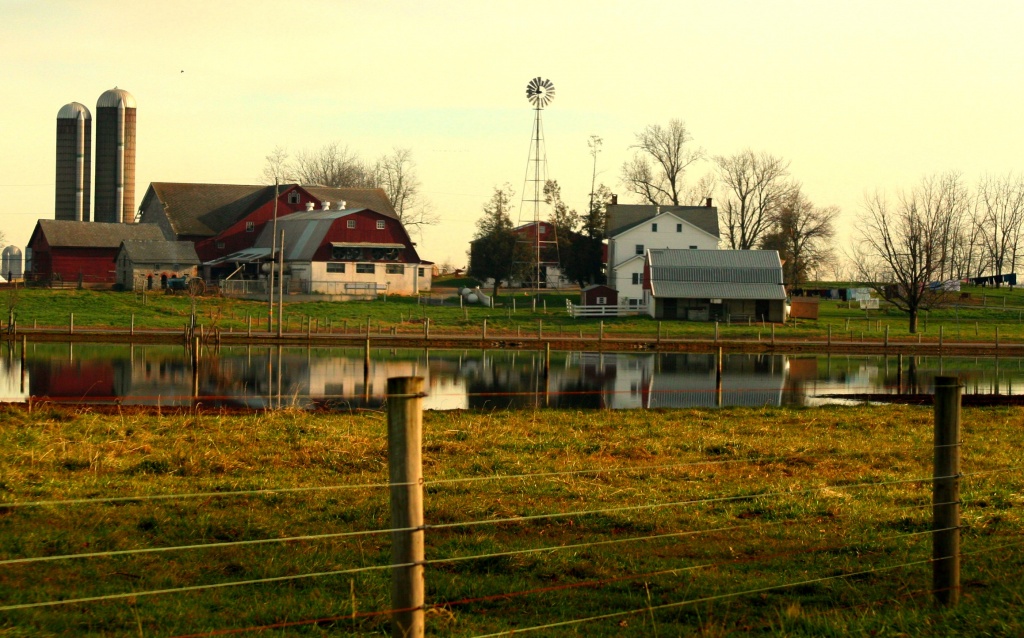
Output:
[{"xmin": 0, "ymin": 378, "xmax": 1020, "ymax": 636}]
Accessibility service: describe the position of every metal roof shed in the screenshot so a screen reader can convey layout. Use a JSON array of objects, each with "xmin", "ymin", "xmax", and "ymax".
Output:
[{"xmin": 646, "ymin": 249, "xmax": 787, "ymax": 322}]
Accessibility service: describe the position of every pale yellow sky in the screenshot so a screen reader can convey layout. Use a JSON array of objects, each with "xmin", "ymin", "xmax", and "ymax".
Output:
[{"xmin": 2, "ymin": 0, "xmax": 1022, "ymax": 268}]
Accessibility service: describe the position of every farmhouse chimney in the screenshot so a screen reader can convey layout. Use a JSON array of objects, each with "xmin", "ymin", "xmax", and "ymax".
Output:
[{"xmin": 706, "ymin": 197, "xmax": 713, "ymax": 207}]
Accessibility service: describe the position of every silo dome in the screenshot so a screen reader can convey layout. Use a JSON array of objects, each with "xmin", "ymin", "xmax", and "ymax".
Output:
[
  {"xmin": 96, "ymin": 87, "xmax": 137, "ymax": 109},
  {"xmin": 57, "ymin": 102, "xmax": 92, "ymax": 119},
  {"xmin": 2, "ymin": 246, "xmax": 23, "ymax": 279}
]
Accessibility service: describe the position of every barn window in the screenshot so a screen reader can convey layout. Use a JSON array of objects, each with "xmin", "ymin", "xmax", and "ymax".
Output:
[
  {"xmin": 326, "ymin": 263, "xmax": 345, "ymax": 273},
  {"xmin": 287, "ymin": 191, "xmax": 300, "ymax": 204},
  {"xmin": 376, "ymin": 220, "xmax": 385, "ymax": 230},
  {"xmin": 651, "ymin": 223, "xmax": 658, "ymax": 232},
  {"xmin": 216, "ymin": 242, "xmax": 225, "ymax": 249},
  {"xmin": 386, "ymin": 264, "xmax": 403, "ymax": 274},
  {"xmin": 635, "ymin": 244, "xmax": 644, "ymax": 255},
  {"xmin": 596, "ymin": 296, "xmax": 607, "ymax": 305},
  {"xmin": 246, "ymin": 221, "xmax": 255, "ymax": 232},
  {"xmin": 347, "ymin": 220, "xmax": 356, "ymax": 229},
  {"xmin": 356, "ymin": 263, "xmax": 375, "ymax": 274},
  {"xmin": 632, "ymin": 273, "xmax": 640, "ymax": 285}
]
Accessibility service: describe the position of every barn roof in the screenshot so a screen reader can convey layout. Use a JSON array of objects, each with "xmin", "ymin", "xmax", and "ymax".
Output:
[
  {"xmin": 34, "ymin": 220, "xmax": 165, "ymax": 249},
  {"xmin": 118, "ymin": 240, "xmax": 200, "ymax": 265},
  {"xmin": 140, "ymin": 183, "xmax": 398, "ymax": 238}
]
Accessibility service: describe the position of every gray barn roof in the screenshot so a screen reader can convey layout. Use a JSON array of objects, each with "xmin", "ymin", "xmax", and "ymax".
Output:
[
  {"xmin": 606, "ymin": 204, "xmax": 719, "ymax": 238},
  {"xmin": 35, "ymin": 220, "xmax": 166, "ymax": 249},
  {"xmin": 648, "ymin": 249, "xmax": 785, "ymax": 300},
  {"xmin": 140, "ymin": 183, "xmax": 397, "ymax": 238},
  {"xmin": 118, "ymin": 240, "xmax": 200, "ymax": 265}
]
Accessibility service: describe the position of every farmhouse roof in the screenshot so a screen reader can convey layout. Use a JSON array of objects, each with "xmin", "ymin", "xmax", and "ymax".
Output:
[{"xmin": 606, "ymin": 204, "xmax": 719, "ymax": 238}]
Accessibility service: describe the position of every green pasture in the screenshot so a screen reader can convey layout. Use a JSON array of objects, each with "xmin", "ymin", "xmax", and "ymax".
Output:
[
  {"xmin": 0, "ymin": 404, "xmax": 1020, "ymax": 636},
  {"xmin": 5, "ymin": 283, "xmax": 1024, "ymax": 345}
]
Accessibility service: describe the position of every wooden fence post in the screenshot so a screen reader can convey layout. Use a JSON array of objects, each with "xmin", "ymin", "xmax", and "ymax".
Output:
[
  {"xmin": 387, "ymin": 376, "xmax": 425, "ymax": 638},
  {"xmin": 69, "ymin": 313, "xmax": 74, "ymax": 335},
  {"xmin": 933, "ymin": 375, "xmax": 961, "ymax": 606},
  {"xmin": 828, "ymin": 323, "xmax": 832, "ymax": 347}
]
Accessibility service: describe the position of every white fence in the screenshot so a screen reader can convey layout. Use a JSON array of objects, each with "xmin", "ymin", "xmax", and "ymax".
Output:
[{"xmin": 566, "ymin": 300, "xmax": 648, "ymax": 318}]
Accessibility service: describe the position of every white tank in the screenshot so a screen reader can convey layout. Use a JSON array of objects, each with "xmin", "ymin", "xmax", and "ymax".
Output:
[{"xmin": 1, "ymin": 246, "xmax": 22, "ymax": 279}]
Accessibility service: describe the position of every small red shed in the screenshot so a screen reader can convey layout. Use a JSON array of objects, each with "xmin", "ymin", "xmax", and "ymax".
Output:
[{"xmin": 581, "ymin": 284, "xmax": 618, "ymax": 306}]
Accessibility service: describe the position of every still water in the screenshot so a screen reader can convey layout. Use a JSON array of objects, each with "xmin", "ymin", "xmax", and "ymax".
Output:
[{"xmin": 0, "ymin": 342, "xmax": 1021, "ymax": 410}]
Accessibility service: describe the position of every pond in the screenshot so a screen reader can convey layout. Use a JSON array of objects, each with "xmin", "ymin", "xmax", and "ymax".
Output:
[{"xmin": 1, "ymin": 342, "xmax": 1021, "ymax": 410}]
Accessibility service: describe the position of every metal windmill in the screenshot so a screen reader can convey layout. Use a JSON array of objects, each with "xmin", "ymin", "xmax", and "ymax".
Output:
[{"xmin": 519, "ymin": 77, "xmax": 560, "ymax": 293}]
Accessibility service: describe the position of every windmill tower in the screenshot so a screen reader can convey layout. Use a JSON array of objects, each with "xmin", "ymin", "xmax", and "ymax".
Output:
[{"xmin": 518, "ymin": 77, "xmax": 560, "ymax": 291}]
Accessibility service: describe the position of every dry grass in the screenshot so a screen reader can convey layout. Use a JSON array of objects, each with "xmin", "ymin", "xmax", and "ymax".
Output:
[{"xmin": 0, "ymin": 403, "xmax": 1021, "ymax": 636}]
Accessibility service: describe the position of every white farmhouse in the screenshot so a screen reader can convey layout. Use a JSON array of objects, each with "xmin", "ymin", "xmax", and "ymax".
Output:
[{"xmin": 605, "ymin": 199, "xmax": 719, "ymax": 306}]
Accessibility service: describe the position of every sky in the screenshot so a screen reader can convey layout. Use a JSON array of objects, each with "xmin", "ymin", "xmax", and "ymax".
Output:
[{"xmin": 2, "ymin": 0, "xmax": 1023, "ymax": 270}]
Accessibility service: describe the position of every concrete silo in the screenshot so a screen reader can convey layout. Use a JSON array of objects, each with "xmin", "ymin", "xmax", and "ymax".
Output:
[
  {"xmin": 55, "ymin": 102, "xmax": 92, "ymax": 222},
  {"xmin": 2, "ymin": 246, "xmax": 22, "ymax": 281},
  {"xmin": 94, "ymin": 87, "xmax": 136, "ymax": 224}
]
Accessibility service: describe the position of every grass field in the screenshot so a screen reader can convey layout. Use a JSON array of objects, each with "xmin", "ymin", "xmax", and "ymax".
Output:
[
  {"xmin": 7, "ymin": 282, "xmax": 1024, "ymax": 346},
  {"xmin": 0, "ymin": 403, "xmax": 1020, "ymax": 636}
]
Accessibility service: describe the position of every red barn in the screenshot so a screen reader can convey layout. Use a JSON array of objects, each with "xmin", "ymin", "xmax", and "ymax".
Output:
[
  {"xmin": 138, "ymin": 183, "xmax": 399, "ymax": 264},
  {"xmin": 26, "ymin": 220, "xmax": 165, "ymax": 286}
]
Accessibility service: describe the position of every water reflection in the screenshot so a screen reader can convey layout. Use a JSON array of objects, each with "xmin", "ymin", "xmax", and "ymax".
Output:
[{"xmin": 2, "ymin": 342, "xmax": 1024, "ymax": 410}]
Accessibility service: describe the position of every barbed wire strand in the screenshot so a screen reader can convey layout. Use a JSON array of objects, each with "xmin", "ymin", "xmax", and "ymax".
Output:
[
  {"xmin": 0, "ymin": 498, "xmax": 949, "ymax": 568},
  {"xmin": 427, "ymin": 474, "xmax": 946, "ymax": 531},
  {"xmin": 177, "ymin": 521, "xmax": 952, "ymax": 638},
  {"xmin": 0, "ymin": 561, "xmax": 411, "ymax": 612},
  {"xmin": 469, "ymin": 556, "xmax": 938, "ymax": 637},
  {"xmin": 0, "ymin": 480, "xmax": 410, "ymax": 510}
]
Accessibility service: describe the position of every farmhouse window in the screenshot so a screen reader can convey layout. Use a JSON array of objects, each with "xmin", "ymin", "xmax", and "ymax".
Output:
[
  {"xmin": 651, "ymin": 223, "xmax": 658, "ymax": 232},
  {"xmin": 689, "ymin": 245, "xmax": 698, "ymax": 249},
  {"xmin": 418, "ymin": 268, "xmax": 425, "ymax": 277},
  {"xmin": 632, "ymin": 273, "xmax": 640, "ymax": 285},
  {"xmin": 677, "ymin": 223, "xmax": 682, "ymax": 232},
  {"xmin": 386, "ymin": 264, "xmax": 404, "ymax": 274},
  {"xmin": 356, "ymin": 263, "xmax": 375, "ymax": 274},
  {"xmin": 635, "ymin": 244, "xmax": 644, "ymax": 255},
  {"xmin": 377, "ymin": 220, "xmax": 386, "ymax": 230},
  {"xmin": 326, "ymin": 262, "xmax": 345, "ymax": 273}
]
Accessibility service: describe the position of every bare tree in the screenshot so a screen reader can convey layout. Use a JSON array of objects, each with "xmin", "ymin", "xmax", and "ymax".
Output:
[
  {"xmin": 370, "ymin": 147, "xmax": 438, "ymax": 230},
  {"xmin": 976, "ymin": 173, "xmax": 1024, "ymax": 286},
  {"xmin": 854, "ymin": 186, "xmax": 955, "ymax": 333},
  {"xmin": 620, "ymin": 119, "xmax": 704, "ymax": 205},
  {"xmin": 260, "ymin": 146, "xmax": 293, "ymax": 184},
  {"xmin": 759, "ymin": 186, "xmax": 838, "ymax": 287},
  {"xmin": 292, "ymin": 142, "xmax": 372, "ymax": 187},
  {"xmin": 715, "ymin": 150, "xmax": 793, "ymax": 250}
]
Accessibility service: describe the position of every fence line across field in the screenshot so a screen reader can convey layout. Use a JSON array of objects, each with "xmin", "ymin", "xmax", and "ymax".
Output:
[{"xmin": 2, "ymin": 374, "xmax": 1018, "ymax": 634}]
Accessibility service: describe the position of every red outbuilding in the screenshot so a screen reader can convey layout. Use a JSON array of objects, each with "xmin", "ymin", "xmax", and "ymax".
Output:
[{"xmin": 25, "ymin": 220, "xmax": 165, "ymax": 286}]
